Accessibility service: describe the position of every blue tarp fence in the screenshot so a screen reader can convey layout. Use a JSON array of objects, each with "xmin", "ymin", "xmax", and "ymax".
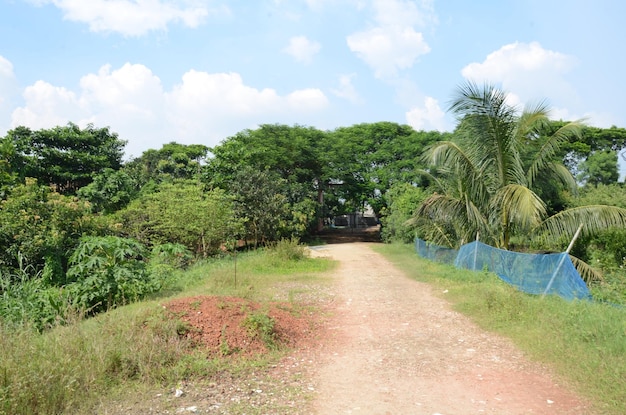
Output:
[{"xmin": 414, "ymin": 238, "xmax": 591, "ymax": 301}]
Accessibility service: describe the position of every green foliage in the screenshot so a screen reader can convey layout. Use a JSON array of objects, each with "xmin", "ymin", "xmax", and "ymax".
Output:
[
  {"xmin": 566, "ymin": 184, "xmax": 626, "ymax": 273},
  {"xmin": 269, "ymin": 237, "xmax": 308, "ymax": 262},
  {"xmin": 77, "ymin": 168, "xmax": 139, "ymax": 213},
  {"xmin": 124, "ymin": 142, "xmax": 208, "ymax": 187},
  {"xmin": 0, "ymin": 266, "xmax": 71, "ymax": 331},
  {"xmin": 206, "ymin": 124, "xmax": 327, "ymax": 188},
  {"xmin": 206, "ymin": 124, "xmax": 327, "ymax": 240},
  {"xmin": 0, "ymin": 241, "xmax": 334, "ymax": 415},
  {"xmin": 224, "ymin": 167, "xmax": 315, "ymax": 246},
  {"xmin": 242, "ymin": 311, "xmax": 278, "ymax": 350},
  {"xmin": 117, "ymin": 181, "xmax": 243, "ymax": 256},
  {"xmin": 4, "ymin": 123, "xmax": 126, "ymax": 194},
  {"xmin": 557, "ymin": 123, "xmax": 626, "ymax": 173},
  {"xmin": 380, "ymin": 183, "xmax": 426, "ymax": 242},
  {"xmin": 66, "ymin": 236, "xmax": 156, "ymax": 313},
  {"xmin": 0, "ymin": 306, "xmax": 201, "ymax": 415},
  {"xmin": 0, "ymin": 179, "xmax": 103, "ymax": 283},
  {"xmin": 327, "ymin": 122, "xmax": 444, "ymax": 216},
  {"xmin": 0, "ymin": 138, "xmax": 18, "ymax": 196},
  {"xmin": 578, "ymin": 150, "xmax": 619, "ymax": 186},
  {"xmin": 416, "ymin": 82, "xmax": 626, "ymax": 263}
]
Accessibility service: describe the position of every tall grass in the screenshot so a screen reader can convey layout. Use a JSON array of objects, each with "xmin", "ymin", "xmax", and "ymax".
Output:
[
  {"xmin": 374, "ymin": 243, "xmax": 626, "ymax": 415},
  {"xmin": 0, "ymin": 243, "xmax": 334, "ymax": 415}
]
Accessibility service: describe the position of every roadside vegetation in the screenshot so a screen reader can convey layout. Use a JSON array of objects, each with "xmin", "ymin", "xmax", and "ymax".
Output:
[
  {"xmin": 374, "ymin": 243, "xmax": 626, "ymax": 415},
  {"xmin": 0, "ymin": 240, "xmax": 334, "ymax": 415}
]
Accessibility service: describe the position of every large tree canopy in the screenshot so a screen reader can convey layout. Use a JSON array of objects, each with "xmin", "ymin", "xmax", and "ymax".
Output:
[
  {"xmin": 205, "ymin": 124, "xmax": 329, "ymax": 235},
  {"xmin": 206, "ymin": 124, "xmax": 328, "ymax": 187},
  {"xmin": 327, "ymin": 122, "xmax": 445, "ymax": 216},
  {"xmin": 124, "ymin": 141, "xmax": 209, "ymax": 186},
  {"xmin": 3, "ymin": 123, "xmax": 126, "ymax": 194}
]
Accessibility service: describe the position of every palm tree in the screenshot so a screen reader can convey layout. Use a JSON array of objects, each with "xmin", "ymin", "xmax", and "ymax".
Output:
[{"xmin": 414, "ymin": 82, "xmax": 626, "ymax": 274}]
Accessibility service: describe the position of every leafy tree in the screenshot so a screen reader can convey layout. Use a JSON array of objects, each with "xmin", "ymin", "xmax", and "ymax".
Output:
[
  {"xmin": 547, "ymin": 122, "xmax": 626, "ymax": 179},
  {"xmin": 328, "ymin": 122, "xmax": 444, "ymax": 216},
  {"xmin": 414, "ymin": 82, "xmax": 626, "ymax": 263},
  {"xmin": 207, "ymin": 124, "xmax": 327, "ymax": 186},
  {"xmin": 117, "ymin": 181, "xmax": 242, "ymax": 256},
  {"xmin": 577, "ymin": 150, "xmax": 619, "ymax": 186},
  {"xmin": 0, "ymin": 139, "xmax": 17, "ymax": 196},
  {"xmin": 3, "ymin": 123, "xmax": 126, "ymax": 194},
  {"xmin": 226, "ymin": 167, "xmax": 316, "ymax": 246},
  {"xmin": 380, "ymin": 183, "xmax": 427, "ymax": 243},
  {"xmin": 77, "ymin": 168, "xmax": 139, "ymax": 214},
  {"xmin": 568, "ymin": 184, "xmax": 626, "ymax": 268},
  {"xmin": 124, "ymin": 142, "xmax": 208, "ymax": 187},
  {"xmin": 0, "ymin": 179, "xmax": 103, "ymax": 283},
  {"xmin": 206, "ymin": 124, "xmax": 328, "ymax": 234}
]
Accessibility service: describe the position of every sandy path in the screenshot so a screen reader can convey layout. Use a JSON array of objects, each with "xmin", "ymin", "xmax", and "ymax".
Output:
[{"xmin": 308, "ymin": 242, "xmax": 591, "ymax": 415}]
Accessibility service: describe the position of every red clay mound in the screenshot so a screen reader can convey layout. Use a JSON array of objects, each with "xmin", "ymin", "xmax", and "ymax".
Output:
[{"xmin": 165, "ymin": 296, "xmax": 319, "ymax": 357}]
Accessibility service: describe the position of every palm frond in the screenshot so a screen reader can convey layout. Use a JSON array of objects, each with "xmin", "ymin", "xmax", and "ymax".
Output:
[
  {"xmin": 546, "ymin": 162, "xmax": 578, "ymax": 193},
  {"xmin": 490, "ymin": 184, "xmax": 546, "ymax": 231},
  {"xmin": 527, "ymin": 121, "xmax": 583, "ymax": 187},
  {"xmin": 425, "ymin": 141, "xmax": 475, "ymax": 177},
  {"xmin": 537, "ymin": 205, "xmax": 626, "ymax": 241},
  {"xmin": 414, "ymin": 192, "xmax": 491, "ymax": 247},
  {"xmin": 569, "ymin": 254, "xmax": 604, "ymax": 283}
]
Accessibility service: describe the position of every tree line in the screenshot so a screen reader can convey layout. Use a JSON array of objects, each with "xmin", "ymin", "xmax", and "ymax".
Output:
[{"xmin": 2, "ymin": 82, "xmax": 626, "ymax": 327}]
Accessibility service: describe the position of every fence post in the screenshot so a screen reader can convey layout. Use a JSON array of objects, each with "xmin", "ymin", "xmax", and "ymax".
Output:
[
  {"xmin": 542, "ymin": 224, "xmax": 583, "ymax": 297},
  {"xmin": 472, "ymin": 232, "xmax": 480, "ymax": 270}
]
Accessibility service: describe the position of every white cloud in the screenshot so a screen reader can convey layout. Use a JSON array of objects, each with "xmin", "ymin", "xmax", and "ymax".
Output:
[
  {"xmin": 166, "ymin": 71, "xmax": 328, "ymax": 147},
  {"xmin": 372, "ymin": 0, "xmax": 436, "ymax": 28},
  {"xmin": 79, "ymin": 63, "xmax": 164, "ymax": 118},
  {"xmin": 32, "ymin": 0, "xmax": 228, "ymax": 37},
  {"xmin": 347, "ymin": 0, "xmax": 433, "ymax": 79},
  {"xmin": 9, "ymin": 64, "xmax": 329, "ymax": 158},
  {"xmin": 305, "ymin": 0, "xmax": 367, "ymax": 12},
  {"xmin": 461, "ymin": 41, "xmax": 578, "ymax": 105},
  {"xmin": 347, "ymin": 27, "xmax": 430, "ymax": 78},
  {"xmin": 330, "ymin": 74, "xmax": 361, "ymax": 104},
  {"xmin": 0, "ymin": 56, "xmax": 19, "ymax": 114},
  {"xmin": 406, "ymin": 96, "xmax": 447, "ymax": 131},
  {"xmin": 283, "ymin": 36, "xmax": 321, "ymax": 64}
]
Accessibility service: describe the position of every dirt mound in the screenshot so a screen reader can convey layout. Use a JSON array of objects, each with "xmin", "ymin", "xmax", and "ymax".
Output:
[{"xmin": 165, "ymin": 296, "xmax": 320, "ymax": 357}]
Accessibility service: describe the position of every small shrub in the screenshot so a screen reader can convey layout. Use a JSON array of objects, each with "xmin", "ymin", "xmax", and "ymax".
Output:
[
  {"xmin": 66, "ymin": 236, "xmax": 157, "ymax": 314},
  {"xmin": 242, "ymin": 311, "xmax": 277, "ymax": 350},
  {"xmin": 270, "ymin": 237, "xmax": 306, "ymax": 262}
]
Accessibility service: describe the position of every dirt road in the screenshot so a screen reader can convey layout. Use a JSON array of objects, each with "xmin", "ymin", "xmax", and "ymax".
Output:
[{"xmin": 307, "ymin": 242, "xmax": 591, "ymax": 415}]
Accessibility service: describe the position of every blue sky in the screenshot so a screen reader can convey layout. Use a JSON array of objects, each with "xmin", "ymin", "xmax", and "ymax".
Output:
[{"xmin": 1, "ymin": 0, "xmax": 625, "ymax": 161}]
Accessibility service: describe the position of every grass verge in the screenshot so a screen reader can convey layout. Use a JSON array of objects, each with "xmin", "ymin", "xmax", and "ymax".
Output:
[
  {"xmin": 373, "ymin": 242, "xmax": 626, "ymax": 415},
  {"xmin": 0, "ymin": 244, "xmax": 335, "ymax": 415}
]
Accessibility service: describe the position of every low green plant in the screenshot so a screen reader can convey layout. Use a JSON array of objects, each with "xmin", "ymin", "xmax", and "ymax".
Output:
[
  {"xmin": 269, "ymin": 237, "xmax": 307, "ymax": 262},
  {"xmin": 242, "ymin": 311, "xmax": 278, "ymax": 350},
  {"xmin": 0, "ymin": 305, "xmax": 201, "ymax": 415},
  {"xmin": 66, "ymin": 236, "xmax": 159, "ymax": 314},
  {"xmin": 0, "ymin": 262, "xmax": 72, "ymax": 331}
]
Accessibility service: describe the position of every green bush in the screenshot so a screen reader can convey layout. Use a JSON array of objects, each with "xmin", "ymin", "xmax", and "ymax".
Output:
[
  {"xmin": 66, "ymin": 236, "xmax": 159, "ymax": 313},
  {"xmin": 380, "ymin": 183, "xmax": 426, "ymax": 243},
  {"xmin": 269, "ymin": 237, "xmax": 307, "ymax": 262},
  {"xmin": 242, "ymin": 311, "xmax": 278, "ymax": 350}
]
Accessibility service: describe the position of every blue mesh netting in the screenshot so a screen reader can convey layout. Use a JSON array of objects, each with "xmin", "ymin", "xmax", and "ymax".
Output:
[
  {"xmin": 414, "ymin": 238, "xmax": 458, "ymax": 265},
  {"xmin": 415, "ymin": 238, "xmax": 591, "ymax": 301}
]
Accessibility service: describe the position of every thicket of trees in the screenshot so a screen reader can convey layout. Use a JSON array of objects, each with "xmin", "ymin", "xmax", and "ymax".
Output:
[{"xmin": 2, "ymin": 87, "xmax": 626, "ymax": 327}]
